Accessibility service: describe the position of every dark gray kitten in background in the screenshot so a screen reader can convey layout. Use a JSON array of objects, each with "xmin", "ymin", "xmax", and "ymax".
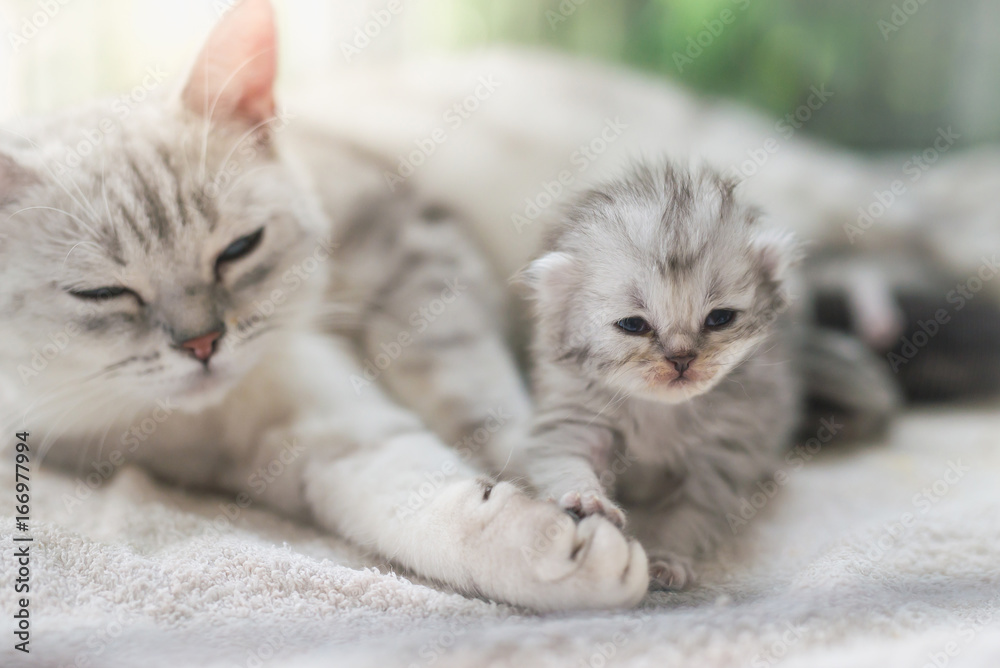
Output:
[{"xmin": 515, "ymin": 164, "xmax": 898, "ymax": 588}]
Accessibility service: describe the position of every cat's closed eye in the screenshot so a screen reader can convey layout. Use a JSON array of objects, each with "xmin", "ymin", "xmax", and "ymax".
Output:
[
  {"xmin": 616, "ymin": 317, "xmax": 652, "ymax": 335},
  {"xmin": 215, "ymin": 227, "xmax": 264, "ymax": 272},
  {"xmin": 705, "ymin": 309, "xmax": 737, "ymax": 329},
  {"xmin": 69, "ymin": 286, "xmax": 143, "ymax": 304}
]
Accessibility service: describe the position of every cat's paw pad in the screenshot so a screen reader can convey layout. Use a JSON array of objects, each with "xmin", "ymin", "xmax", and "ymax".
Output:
[
  {"xmin": 649, "ymin": 554, "xmax": 696, "ymax": 591},
  {"xmin": 557, "ymin": 490, "xmax": 626, "ymax": 529}
]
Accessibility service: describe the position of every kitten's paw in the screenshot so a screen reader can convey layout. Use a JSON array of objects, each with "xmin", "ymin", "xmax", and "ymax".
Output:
[
  {"xmin": 648, "ymin": 553, "xmax": 696, "ymax": 591},
  {"xmin": 557, "ymin": 490, "xmax": 627, "ymax": 529}
]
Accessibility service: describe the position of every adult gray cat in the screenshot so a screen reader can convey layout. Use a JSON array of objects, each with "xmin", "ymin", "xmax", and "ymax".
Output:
[
  {"xmin": 514, "ymin": 163, "xmax": 897, "ymax": 588},
  {"xmin": 0, "ymin": 0, "xmax": 648, "ymax": 611}
]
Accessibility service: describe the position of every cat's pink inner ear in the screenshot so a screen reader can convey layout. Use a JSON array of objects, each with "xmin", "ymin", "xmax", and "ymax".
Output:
[{"xmin": 182, "ymin": 0, "xmax": 278, "ymax": 127}]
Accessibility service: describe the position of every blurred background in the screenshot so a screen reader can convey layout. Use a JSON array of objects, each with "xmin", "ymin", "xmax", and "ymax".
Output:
[{"xmin": 0, "ymin": 0, "xmax": 997, "ymax": 152}]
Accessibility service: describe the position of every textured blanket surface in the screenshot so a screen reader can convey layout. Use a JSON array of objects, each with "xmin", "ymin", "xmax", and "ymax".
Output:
[{"xmin": 3, "ymin": 405, "xmax": 1000, "ymax": 668}]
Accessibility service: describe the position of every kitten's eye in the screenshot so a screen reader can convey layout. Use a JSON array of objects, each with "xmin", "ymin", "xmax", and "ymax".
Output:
[
  {"xmin": 705, "ymin": 309, "xmax": 737, "ymax": 329},
  {"xmin": 69, "ymin": 286, "xmax": 136, "ymax": 302},
  {"xmin": 216, "ymin": 228, "xmax": 264, "ymax": 268},
  {"xmin": 616, "ymin": 317, "xmax": 652, "ymax": 335}
]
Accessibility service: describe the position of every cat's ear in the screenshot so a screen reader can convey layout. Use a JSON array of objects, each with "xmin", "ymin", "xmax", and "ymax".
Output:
[
  {"xmin": 0, "ymin": 153, "xmax": 39, "ymax": 207},
  {"xmin": 752, "ymin": 228, "xmax": 801, "ymax": 283},
  {"xmin": 181, "ymin": 0, "xmax": 278, "ymax": 128},
  {"xmin": 517, "ymin": 251, "xmax": 579, "ymax": 305}
]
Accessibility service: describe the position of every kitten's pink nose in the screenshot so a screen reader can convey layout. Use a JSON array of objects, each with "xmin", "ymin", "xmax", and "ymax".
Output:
[
  {"xmin": 180, "ymin": 331, "xmax": 223, "ymax": 362},
  {"xmin": 667, "ymin": 353, "xmax": 697, "ymax": 374}
]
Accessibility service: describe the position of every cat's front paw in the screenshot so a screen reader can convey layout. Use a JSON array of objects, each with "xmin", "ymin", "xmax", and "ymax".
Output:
[
  {"xmin": 557, "ymin": 490, "xmax": 627, "ymax": 529},
  {"xmin": 460, "ymin": 480, "xmax": 648, "ymax": 611},
  {"xmin": 648, "ymin": 553, "xmax": 696, "ymax": 591}
]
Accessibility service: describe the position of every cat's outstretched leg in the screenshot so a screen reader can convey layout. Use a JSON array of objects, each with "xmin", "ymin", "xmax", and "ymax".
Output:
[
  {"xmin": 303, "ymin": 433, "xmax": 649, "ymax": 611},
  {"xmin": 339, "ymin": 201, "xmax": 534, "ymax": 474},
  {"xmin": 220, "ymin": 333, "xmax": 649, "ymax": 611}
]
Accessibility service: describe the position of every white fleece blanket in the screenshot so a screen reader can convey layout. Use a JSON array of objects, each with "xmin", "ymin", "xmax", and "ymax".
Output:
[{"xmin": 3, "ymin": 404, "xmax": 1000, "ymax": 668}]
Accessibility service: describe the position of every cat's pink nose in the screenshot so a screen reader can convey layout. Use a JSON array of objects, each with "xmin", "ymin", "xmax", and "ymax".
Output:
[
  {"xmin": 667, "ymin": 353, "xmax": 697, "ymax": 374},
  {"xmin": 180, "ymin": 331, "xmax": 223, "ymax": 362}
]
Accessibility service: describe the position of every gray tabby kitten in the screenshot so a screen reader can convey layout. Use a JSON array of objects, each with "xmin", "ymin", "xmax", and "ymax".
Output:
[
  {"xmin": 0, "ymin": 0, "xmax": 649, "ymax": 611},
  {"xmin": 516, "ymin": 163, "xmax": 888, "ymax": 588}
]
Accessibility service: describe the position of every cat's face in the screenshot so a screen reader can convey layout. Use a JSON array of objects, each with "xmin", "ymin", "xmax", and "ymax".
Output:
[
  {"xmin": 0, "ymin": 106, "xmax": 324, "ymax": 414},
  {"xmin": 528, "ymin": 166, "xmax": 797, "ymax": 404},
  {"xmin": 0, "ymin": 0, "xmax": 326, "ymax": 415}
]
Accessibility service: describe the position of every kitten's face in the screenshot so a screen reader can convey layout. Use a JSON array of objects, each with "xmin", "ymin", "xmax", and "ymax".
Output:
[
  {"xmin": 531, "ymin": 167, "xmax": 795, "ymax": 404},
  {"xmin": 0, "ymin": 105, "xmax": 325, "ymax": 414}
]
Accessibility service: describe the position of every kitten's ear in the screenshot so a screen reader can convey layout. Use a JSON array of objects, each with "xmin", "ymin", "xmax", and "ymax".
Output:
[
  {"xmin": 181, "ymin": 0, "xmax": 277, "ymax": 128},
  {"xmin": 752, "ymin": 228, "xmax": 802, "ymax": 283},
  {"xmin": 517, "ymin": 252, "xmax": 579, "ymax": 304}
]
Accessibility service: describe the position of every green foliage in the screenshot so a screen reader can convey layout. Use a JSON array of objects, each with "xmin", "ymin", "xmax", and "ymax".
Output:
[{"xmin": 420, "ymin": 0, "xmax": 998, "ymax": 150}]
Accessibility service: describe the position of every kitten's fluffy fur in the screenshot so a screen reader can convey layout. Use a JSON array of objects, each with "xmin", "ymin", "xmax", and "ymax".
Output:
[
  {"xmin": 0, "ymin": 0, "xmax": 650, "ymax": 611},
  {"xmin": 516, "ymin": 164, "xmax": 808, "ymax": 587}
]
